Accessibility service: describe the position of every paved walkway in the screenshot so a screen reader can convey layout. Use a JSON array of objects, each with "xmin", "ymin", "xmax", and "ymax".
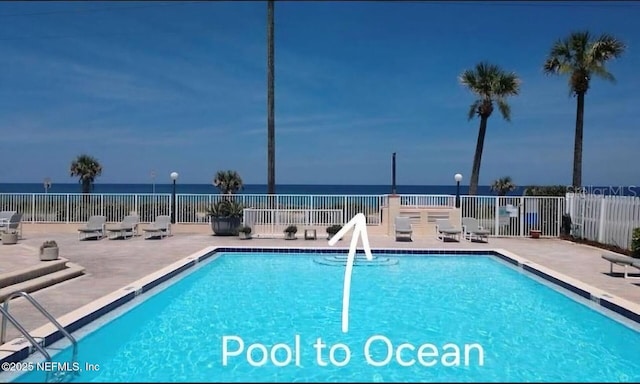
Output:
[{"xmin": 0, "ymin": 230, "xmax": 638, "ymax": 341}]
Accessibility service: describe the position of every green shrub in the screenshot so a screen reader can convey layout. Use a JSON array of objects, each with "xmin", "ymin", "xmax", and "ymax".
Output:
[
  {"xmin": 523, "ymin": 185, "xmax": 568, "ymax": 196},
  {"xmin": 284, "ymin": 225, "xmax": 298, "ymax": 234},
  {"xmin": 632, "ymin": 228, "xmax": 640, "ymax": 258}
]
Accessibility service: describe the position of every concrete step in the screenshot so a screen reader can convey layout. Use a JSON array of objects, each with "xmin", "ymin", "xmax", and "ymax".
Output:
[
  {"xmin": 0, "ymin": 259, "xmax": 68, "ymax": 288},
  {"xmin": 0, "ymin": 263, "xmax": 85, "ymax": 301}
]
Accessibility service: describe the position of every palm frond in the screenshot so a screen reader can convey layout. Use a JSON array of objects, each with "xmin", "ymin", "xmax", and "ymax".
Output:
[
  {"xmin": 549, "ymin": 39, "xmax": 572, "ymax": 61},
  {"xmin": 459, "ymin": 70, "xmax": 478, "ymax": 92},
  {"xmin": 592, "ymin": 33, "xmax": 626, "ymax": 61},
  {"xmin": 590, "ymin": 64, "xmax": 615, "ymax": 82},
  {"xmin": 467, "ymin": 100, "xmax": 481, "ymax": 121},
  {"xmin": 543, "ymin": 57, "xmax": 561, "ymax": 75},
  {"xmin": 496, "ymin": 73, "xmax": 520, "ymax": 97},
  {"xmin": 496, "ymin": 99, "xmax": 511, "ymax": 122}
]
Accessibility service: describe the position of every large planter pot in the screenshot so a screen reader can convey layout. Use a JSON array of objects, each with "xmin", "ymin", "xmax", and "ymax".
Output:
[
  {"xmin": 40, "ymin": 247, "xmax": 59, "ymax": 261},
  {"xmin": 239, "ymin": 232, "xmax": 252, "ymax": 240},
  {"xmin": 284, "ymin": 232, "xmax": 297, "ymax": 240},
  {"xmin": 210, "ymin": 217, "xmax": 242, "ymax": 236},
  {"xmin": 2, "ymin": 232, "xmax": 18, "ymax": 245}
]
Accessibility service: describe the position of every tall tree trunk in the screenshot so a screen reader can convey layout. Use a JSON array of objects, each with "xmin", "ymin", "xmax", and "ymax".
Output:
[
  {"xmin": 572, "ymin": 92, "xmax": 585, "ymax": 189},
  {"xmin": 468, "ymin": 116, "xmax": 489, "ymax": 196},
  {"xmin": 82, "ymin": 180, "xmax": 91, "ymax": 194},
  {"xmin": 267, "ymin": 0, "xmax": 275, "ymax": 195}
]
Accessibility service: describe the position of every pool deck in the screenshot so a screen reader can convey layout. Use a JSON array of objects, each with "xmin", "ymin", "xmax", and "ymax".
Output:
[{"xmin": 0, "ymin": 229, "xmax": 639, "ymax": 342}]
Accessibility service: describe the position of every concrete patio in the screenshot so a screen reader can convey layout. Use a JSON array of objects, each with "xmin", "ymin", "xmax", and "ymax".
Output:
[{"xmin": 0, "ymin": 225, "xmax": 639, "ymax": 342}]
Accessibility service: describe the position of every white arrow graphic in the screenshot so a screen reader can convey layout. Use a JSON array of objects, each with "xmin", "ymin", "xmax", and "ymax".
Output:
[{"xmin": 328, "ymin": 213, "xmax": 373, "ymax": 333}]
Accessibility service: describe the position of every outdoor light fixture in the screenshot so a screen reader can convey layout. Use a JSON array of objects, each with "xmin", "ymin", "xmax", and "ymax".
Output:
[
  {"xmin": 170, "ymin": 172, "xmax": 179, "ymax": 224},
  {"xmin": 454, "ymin": 173, "xmax": 463, "ymax": 208}
]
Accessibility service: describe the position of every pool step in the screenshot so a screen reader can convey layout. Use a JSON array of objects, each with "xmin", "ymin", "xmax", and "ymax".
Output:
[
  {"xmin": 0, "ymin": 260, "xmax": 85, "ymax": 301},
  {"xmin": 314, "ymin": 255, "xmax": 399, "ymax": 267}
]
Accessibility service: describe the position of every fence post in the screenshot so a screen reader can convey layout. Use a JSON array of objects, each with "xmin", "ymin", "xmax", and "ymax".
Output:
[
  {"xmin": 494, "ymin": 197, "xmax": 500, "ymax": 236},
  {"xmin": 66, "ymin": 194, "xmax": 70, "ymax": 223},
  {"xmin": 519, "ymin": 197, "xmax": 525, "ymax": 237},
  {"xmin": 556, "ymin": 197, "xmax": 563, "ymax": 237},
  {"xmin": 343, "ymin": 196, "xmax": 347, "ymax": 224},
  {"xmin": 598, "ymin": 197, "xmax": 607, "ymax": 243},
  {"xmin": 31, "ymin": 194, "xmax": 35, "ymax": 223}
]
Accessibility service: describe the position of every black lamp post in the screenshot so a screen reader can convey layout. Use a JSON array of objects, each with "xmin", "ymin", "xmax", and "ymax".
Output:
[
  {"xmin": 170, "ymin": 171, "xmax": 179, "ymax": 224},
  {"xmin": 391, "ymin": 152, "xmax": 397, "ymax": 195},
  {"xmin": 454, "ymin": 173, "xmax": 462, "ymax": 208}
]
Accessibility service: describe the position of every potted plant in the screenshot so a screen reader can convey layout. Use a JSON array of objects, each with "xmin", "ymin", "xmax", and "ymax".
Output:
[
  {"xmin": 238, "ymin": 226, "xmax": 252, "ymax": 240},
  {"xmin": 326, "ymin": 224, "xmax": 343, "ymax": 240},
  {"xmin": 207, "ymin": 170, "xmax": 245, "ymax": 236},
  {"xmin": 206, "ymin": 199, "xmax": 244, "ymax": 236},
  {"xmin": 40, "ymin": 240, "xmax": 59, "ymax": 261},
  {"xmin": 284, "ymin": 225, "xmax": 297, "ymax": 240},
  {"xmin": 1, "ymin": 231, "xmax": 18, "ymax": 245}
]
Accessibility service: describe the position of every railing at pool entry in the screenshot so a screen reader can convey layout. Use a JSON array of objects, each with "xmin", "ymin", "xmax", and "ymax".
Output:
[{"xmin": 243, "ymin": 208, "xmax": 344, "ymax": 234}]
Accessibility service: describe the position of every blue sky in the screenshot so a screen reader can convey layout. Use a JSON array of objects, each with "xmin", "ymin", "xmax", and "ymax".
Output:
[{"xmin": 0, "ymin": 1, "xmax": 638, "ymax": 186}]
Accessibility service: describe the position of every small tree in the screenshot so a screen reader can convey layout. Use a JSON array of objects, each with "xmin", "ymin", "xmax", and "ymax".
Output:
[
  {"xmin": 213, "ymin": 170, "xmax": 244, "ymax": 195},
  {"xmin": 490, "ymin": 176, "xmax": 516, "ymax": 196},
  {"xmin": 70, "ymin": 154, "xmax": 102, "ymax": 194}
]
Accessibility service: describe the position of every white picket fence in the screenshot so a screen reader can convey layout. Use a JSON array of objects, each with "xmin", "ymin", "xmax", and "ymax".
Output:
[{"xmin": 565, "ymin": 193, "xmax": 640, "ymax": 249}]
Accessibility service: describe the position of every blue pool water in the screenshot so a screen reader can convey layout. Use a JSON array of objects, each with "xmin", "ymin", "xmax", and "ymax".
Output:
[{"xmin": 9, "ymin": 253, "xmax": 640, "ymax": 382}]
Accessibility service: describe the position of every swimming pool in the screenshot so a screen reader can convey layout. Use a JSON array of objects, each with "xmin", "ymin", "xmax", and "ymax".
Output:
[{"xmin": 6, "ymin": 249, "xmax": 640, "ymax": 382}]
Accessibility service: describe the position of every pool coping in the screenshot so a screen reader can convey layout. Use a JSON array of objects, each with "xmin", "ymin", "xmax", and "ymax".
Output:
[{"xmin": 1, "ymin": 245, "xmax": 639, "ymax": 368}]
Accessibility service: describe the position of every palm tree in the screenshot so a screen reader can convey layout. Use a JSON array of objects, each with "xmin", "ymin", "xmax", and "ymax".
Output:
[
  {"xmin": 459, "ymin": 62, "xmax": 521, "ymax": 195},
  {"xmin": 266, "ymin": 0, "xmax": 275, "ymax": 195},
  {"xmin": 70, "ymin": 154, "xmax": 102, "ymax": 194},
  {"xmin": 213, "ymin": 170, "xmax": 244, "ymax": 195},
  {"xmin": 543, "ymin": 31, "xmax": 625, "ymax": 188},
  {"xmin": 491, "ymin": 176, "xmax": 516, "ymax": 196}
]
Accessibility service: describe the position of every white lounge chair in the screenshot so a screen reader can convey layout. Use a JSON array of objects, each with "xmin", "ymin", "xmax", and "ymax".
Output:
[
  {"xmin": 143, "ymin": 215, "xmax": 172, "ymax": 239},
  {"xmin": 106, "ymin": 215, "xmax": 140, "ymax": 239},
  {"xmin": 601, "ymin": 253, "xmax": 640, "ymax": 279},
  {"xmin": 461, "ymin": 217, "xmax": 490, "ymax": 242},
  {"xmin": 78, "ymin": 215, "xmax": 106, "ymax": 240},
  {"xmin": 435, "ymin": 218, "xmax": 461, "ymax": 242},
  {"xmin": 0, "ymin": 211, "xmax": 16, "ymax": 223},
  {"xmin": 394, "ymin": 217, "xmax": 413, "ymax": 241},
  {"xmin": 0, "ymin": 212, "xmax": 23, "ymax": 239}
]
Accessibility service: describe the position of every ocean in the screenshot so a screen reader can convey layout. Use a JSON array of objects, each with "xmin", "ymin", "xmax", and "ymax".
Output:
[{"xmin": 0, "ymin": 183, "xmax": 637, "ymax": 196}]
